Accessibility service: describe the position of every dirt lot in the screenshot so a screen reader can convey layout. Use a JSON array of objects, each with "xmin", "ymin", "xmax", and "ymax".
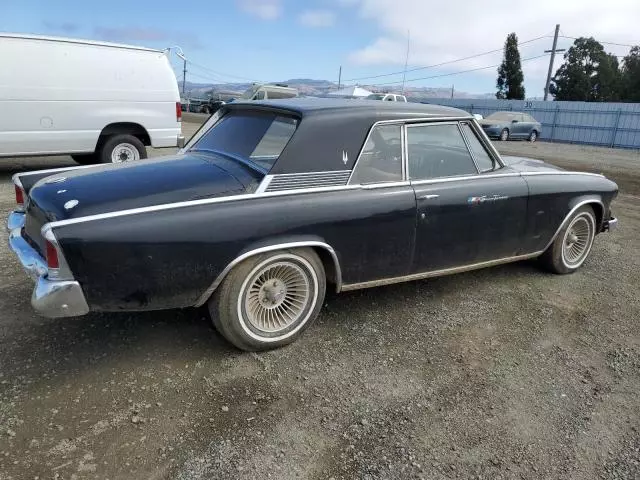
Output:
[{"xmin": 0, "ymin": 122, "xmax": 639, "ymax": 479}]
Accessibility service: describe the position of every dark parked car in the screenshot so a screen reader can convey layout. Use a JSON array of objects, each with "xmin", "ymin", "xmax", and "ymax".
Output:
[
  {"xmin": 479, "ymin": 111, "xmax": 542, "ymax": 142},
  {"xmin": 8, "ymin": 99, "xmax": 617, "ymax": 351}
]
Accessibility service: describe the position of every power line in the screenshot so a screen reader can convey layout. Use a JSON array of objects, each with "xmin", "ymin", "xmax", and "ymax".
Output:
[
  {"xmin": 372, "ymin": 53, "xmax": 550, "ymax": 87},
  {"xmin": 557, "ymin": 35, "xmax": 637, "ymax": 49},
  {"xmin": 343, "ymin": 35, "xmax": 549, "ymax": 82},
  {"xmin": 187, "ymin": 60, "xmax": 260, "ymax": 83}
]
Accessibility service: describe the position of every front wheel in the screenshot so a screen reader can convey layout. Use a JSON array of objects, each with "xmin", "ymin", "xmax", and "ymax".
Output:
[
  {"xmin": 539, "ymin": 205, "xmax": 596, "ymax": 274},
  {"xmin": 210, "ymin": 248, "xmax": 326, "ymax": 351},
  {"xmin": 499, "ymin": 128, "xmax": 510, "ymax": 141},
  {"xmin": 98, "ymin": 134, "xmax": 147, "ymax": 163},
  {"xmin": 528, "ymin": 130, "xmax": 538, "ymax": 142}
]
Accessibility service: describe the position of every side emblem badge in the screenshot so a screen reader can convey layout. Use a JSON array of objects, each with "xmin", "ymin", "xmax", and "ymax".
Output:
[{"xmin": 342, "ymin": 150, "xmax": 349, "ymax": 165}]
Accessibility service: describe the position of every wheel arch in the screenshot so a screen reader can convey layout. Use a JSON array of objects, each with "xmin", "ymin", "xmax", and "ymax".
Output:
[
  {"xmin": 194, "ymin": 239, "xmax": 342, "ymax": 307},
  {"xmin": 542, "ymin": 196, "xmax": 605, "ymax": 252},
  {"xmin": 96, "ymin": 122, "xmax": 151, "ymax": 148}
]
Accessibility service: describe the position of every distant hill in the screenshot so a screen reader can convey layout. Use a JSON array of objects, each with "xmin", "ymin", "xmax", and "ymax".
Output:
[{"xmin": 179, "ymin": 78, "xmax": 494, "ymax": 100}]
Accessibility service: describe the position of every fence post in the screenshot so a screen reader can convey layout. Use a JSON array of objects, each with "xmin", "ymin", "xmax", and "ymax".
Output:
[
  {"xmin": 550, "ymin": 105, "xmax": 560, "ymax": 142},
  {"xmin": 470, "ymin": 104, "xmax": 474, "ymax": 114},
  {"xmin": 610, "ymin": 109, "xmax": 622, "ymax": 148}
]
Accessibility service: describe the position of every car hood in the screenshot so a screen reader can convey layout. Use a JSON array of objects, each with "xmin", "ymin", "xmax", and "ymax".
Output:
[
  {"xmin": 479, "ymin": 119, "xmax": 505, "ymax": 126},
  {"xmin": 28, "ymin": 152, "xmax": 262, "ymax": 222},
  {"xmin": 501, "ymin": 155, "xmax": 565, "ymax": 173}
]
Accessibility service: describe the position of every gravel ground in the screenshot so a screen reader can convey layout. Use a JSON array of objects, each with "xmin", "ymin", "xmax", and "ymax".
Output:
[{"xmin": 0, "ymin": 124, "xmax": 639, "ymax": 479}]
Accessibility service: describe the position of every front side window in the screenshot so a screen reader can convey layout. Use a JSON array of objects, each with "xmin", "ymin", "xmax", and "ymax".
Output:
[
  {"xmin": 191, "ymin": 111, "xmax": 298, "ymax": 171},
  {"xmin": 407, "ymin": 123, "xmax": 478, "ymax": 180},
  {"xmin": 460, "ymin": 123, "xmax": 495, "ymax": 172},
  {"xmin": 349, "ymin": 124, "xmax": 403, "ymax": 184}
]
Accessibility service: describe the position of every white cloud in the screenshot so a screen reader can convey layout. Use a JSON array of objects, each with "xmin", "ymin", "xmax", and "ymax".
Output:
[
  {"xmin": 298, "ymin": 10, "xmax": 336, "ymax": 28},
  {"xmin": 237, "ymin": 0, "xmax": 282, "ymax": 20},
  {"xmin": 342, "ymin": 0, "xmax": 640, "ymax": 86}
]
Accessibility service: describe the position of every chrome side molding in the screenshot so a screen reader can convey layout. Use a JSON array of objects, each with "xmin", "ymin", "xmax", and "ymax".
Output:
[{"xmin": 340, "ymin": 251, "xmax": 543, "ymax": 291}]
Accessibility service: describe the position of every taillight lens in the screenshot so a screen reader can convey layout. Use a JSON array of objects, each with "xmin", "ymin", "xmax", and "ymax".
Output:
[
  {"xmin": 176, "ymin": 102, "xmax": 182, "ymax": 122},
  {"xmin": 45, "ymin": 240, "xmax": 60, "ymax": 269},
  {"xmin": 15, "ymin": 185, "xmax": 24, "ymax": 208}
]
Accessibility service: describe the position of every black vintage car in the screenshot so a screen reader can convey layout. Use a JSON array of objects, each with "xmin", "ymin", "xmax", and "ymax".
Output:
[{"xmin": 8, "ymin": 99, "xmax": 618, "ymax": 351}]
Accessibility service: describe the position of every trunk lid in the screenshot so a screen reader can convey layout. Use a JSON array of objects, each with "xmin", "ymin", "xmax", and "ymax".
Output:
[{"xmin": 24, "ymin": 153, "xmax": 262, "ymax": 252}]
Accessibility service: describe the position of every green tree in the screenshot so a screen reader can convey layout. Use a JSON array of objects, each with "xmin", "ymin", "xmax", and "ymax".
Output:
[
  {"xmin": 550, "ymin": 37, "xmax": 622, "ymax": 101},
  {"xmin": 621, "ymin": 46, "xmax": 640, "ymax": 101},
  {"xmin": 496, "ymin": 33, "xmax": 525, "ymax": 99}
]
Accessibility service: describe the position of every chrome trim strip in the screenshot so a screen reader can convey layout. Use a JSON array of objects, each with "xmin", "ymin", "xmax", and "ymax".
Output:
[
  {"xmin": 11, "ymin": 176, "xmax": 26, "ymax": 212},
  {"xmin": 13, "ymin": 165, "xmax": 97, "ymax": 178},
  {"xmin": 520, "ymin": 171, "xmax": 605, "ymax": 178},
  {"xmin": 410, "ymin": 172, "xmax": 522, "ymax": 185},
  {"xmin": 471, "ymin": 118, "xmax": 506, "ymax": 168},
  {"xmin": 541, "ymin": 199, "xmax": 605, "ymax": 252},
  {"xmin": 44, "ymin": 184, "xmax": 363, "ymax": 230},
  {"xmin": 194, "ymin": 241, "xmax": 342, "ymax": 307},
  {"xmin": 41, "ymin": 225, "xmax": 74, "ymax": 281},
  {"xmin": 266, "ymin": 169, "xmax": 352, "ymax": 178},
  {"xmin": 265, "ymin": 171, "xmax": 352, "ymax": 192},
  {"xmin": 254, "ymin": 175, "xmax": 273, "ymax": 194},
  {"xmin": 457, "ymin": 121, "xmax": 482, "ymax": 174},
  {"xmin": 341, "ymin": 251, "xmax": 543, "ymax": 291},
  {"xmin": 361, "ymin": 181, "xmax": 411, "ymax": 190}
]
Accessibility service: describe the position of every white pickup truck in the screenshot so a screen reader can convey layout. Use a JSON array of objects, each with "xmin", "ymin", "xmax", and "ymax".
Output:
[
  {"xmin": 0, "ymin": 33, "xmax": 183, "ymax": 164},
  {"xmin": 366, "ymin": 93, "xmax": 408, "ymax": 102}
]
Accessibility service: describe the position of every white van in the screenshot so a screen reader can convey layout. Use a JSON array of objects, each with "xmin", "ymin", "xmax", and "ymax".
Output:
[{"xmin": 0, "ymin": 33, "xmax": 182, "ymax": 164}]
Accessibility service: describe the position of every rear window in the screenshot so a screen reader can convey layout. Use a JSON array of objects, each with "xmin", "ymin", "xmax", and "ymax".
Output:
[{"xmin": 191, "ymin": 111, "xmax": 298, "ymax": 171}]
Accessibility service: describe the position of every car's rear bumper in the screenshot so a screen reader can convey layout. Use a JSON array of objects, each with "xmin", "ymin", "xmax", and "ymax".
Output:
[
  {"xmin": 7, "ymin": 211, "xmax": 89, "ymax": 318},
  {"xmin": 602, "ymin": 217, "xmax": 618, "ymax": 232}
]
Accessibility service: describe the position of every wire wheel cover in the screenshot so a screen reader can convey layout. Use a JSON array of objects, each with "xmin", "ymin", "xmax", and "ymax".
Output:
[
  {"xmin": 562, "ymin": 215, "xmax": 593, "ymax": 266},
  {"xmin": 243, "ymin": 261, "xmax": 312, "ymax": 333}
]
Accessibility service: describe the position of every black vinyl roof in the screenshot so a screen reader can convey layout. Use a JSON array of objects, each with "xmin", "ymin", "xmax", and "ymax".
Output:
[
  {"xmin": 228, "ymin": 97, "xmax": 470, "ymax": 121},
  {"xmin": 222, "ymin": 98, "xmax": 472, "ymax": 175}
]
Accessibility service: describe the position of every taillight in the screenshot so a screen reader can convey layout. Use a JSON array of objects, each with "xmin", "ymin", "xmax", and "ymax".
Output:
[
  {"xmin": 176, "ymin": 102, "xmax": 182, "ymax": 122},
  {"xmin": 15, "ymin": 184, "xmax": 24, "ymax": 208},
  {"xmin": 45, "ymin": 240, "xmax": 60, "ymax": 269}
]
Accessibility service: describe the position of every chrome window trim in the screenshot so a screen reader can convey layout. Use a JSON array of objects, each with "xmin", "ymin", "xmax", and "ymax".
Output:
[
  {"xmin": 347, "ymin": 115, "xmax": 475, "ymax": 185},
  {"xmin": 255, "ymin": 174, "xmax": 273, "ymax": 193},
  {"xmin": 405, "ymin": 121, "xmax": 481, "ymax": 181},
  {"xmin": 520, "ymin": 171, "xmax": 604, "ymax": 178},
  {"xmin": 194, "ymin": 240, "xmax": 342, "ymax": 306},
  {"xmin": 341, "ymin": 251, "xmax": 544, "ymax": 291},
  {"xmin": 459, "ymin": 121, "xmax": 498, "ymax": 173},
  {"xmin": 541, "ymin": 198, "xmax": 605, "ymax": 252},
  {"xmin": 471, "ymin": 118, "xmax": 506, "ymax": 168},
  {"xmin": 456, "ymin": 122, "xmax": 482, "ymax": 175}
]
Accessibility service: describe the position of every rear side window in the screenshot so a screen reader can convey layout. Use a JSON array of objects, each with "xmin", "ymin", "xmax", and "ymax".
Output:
[
  {"xmin": 407, "ymin": 123, "xmax": 478, "ymax": 180},
  {"xmin": 192, "ymin": 111, "xmax": 298, "ymax": 171},
  {"xmin": 349, "ymin": 125, "xmax": 403, "ymax": 184},
  {"xmin": 461, "ymin": 123, "xmax": 495, "ymax": 172}
]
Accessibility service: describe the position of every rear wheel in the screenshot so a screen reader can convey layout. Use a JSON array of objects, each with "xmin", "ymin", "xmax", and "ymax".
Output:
[
  {"xmin": 98, "ymin": 134, "xmax": 147, "ymax": 164},
  {"xmin": 528, "ymin": 130, "xmax": 538, "ymax": 142},
  {"xmin": 540, "ymin": 205, "xmax": 596, "ymax": 274},
  {"xmin": 209, "ymin": 248, "xmax": 326, "ymax": 351},
  {"xmin": 499, "ymin": 128, "xmax": 510, "ymax": 141}
]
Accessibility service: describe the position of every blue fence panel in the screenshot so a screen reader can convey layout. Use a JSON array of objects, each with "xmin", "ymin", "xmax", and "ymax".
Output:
[{"xmin": 415, "ymin": 98, "xmax": 640, "ymax": 149}]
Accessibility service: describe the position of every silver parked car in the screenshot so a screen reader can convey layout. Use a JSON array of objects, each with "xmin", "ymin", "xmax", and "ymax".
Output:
[{"xmin": 479, "ymin": 111, "xmax": 542, "ymax": 142}]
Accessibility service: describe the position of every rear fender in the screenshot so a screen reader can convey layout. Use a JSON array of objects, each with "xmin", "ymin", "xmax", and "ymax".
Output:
[
  {"xmin": 194, "ymin": 235, "xmax": 342, "ymax": 307},
  {"xmin": 13, "ymin": 165, "xmax": 97, "ymax": 196}
]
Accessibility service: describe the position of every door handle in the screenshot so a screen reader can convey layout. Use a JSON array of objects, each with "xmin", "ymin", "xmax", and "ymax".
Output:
[{"xmin": 419, "ymin": 194, "xmax": 440, "ymax": 200}]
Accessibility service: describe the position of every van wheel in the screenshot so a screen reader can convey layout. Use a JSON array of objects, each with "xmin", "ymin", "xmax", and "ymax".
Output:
[
  {"xmin": 210, "ymin": 248, "xmax": 326, "ymax": 351},
  {"xmin": 71, "ymin": 154, "xmax": 97, "ymax": 165},
  {"xmin": 99, "ymin": 135, "xmax": 147, "ymax": 163}
]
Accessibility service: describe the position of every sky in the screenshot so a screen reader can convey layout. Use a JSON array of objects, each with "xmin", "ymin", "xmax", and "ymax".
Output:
[{"xmin": 2, "ymin": 0, "xmax": 640, "ymax": 97}]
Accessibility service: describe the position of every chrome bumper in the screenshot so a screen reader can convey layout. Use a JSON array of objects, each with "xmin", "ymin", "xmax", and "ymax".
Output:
[
  {"xmin": 7, "ymin": 211, "xmax": 89, "ymax": 318},
  {"xmin": 602, "ymin": 217, "xmax": 618, "ymax": 232}
]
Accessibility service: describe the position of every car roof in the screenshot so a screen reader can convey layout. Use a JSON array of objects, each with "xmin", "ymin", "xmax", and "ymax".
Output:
[{"xmin": 228, "ymin": 97, "xmax": 470, "ymax": 121}]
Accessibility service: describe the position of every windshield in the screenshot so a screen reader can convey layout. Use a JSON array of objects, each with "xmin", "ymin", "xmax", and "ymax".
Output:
[
  {"xmin": 239, "ymin": 85, "xmax": 259, "ymax": 100},
  {"xmin": 366, "ymin": 94, "xmax": 386, "ymax": 100},
  {"xmin": 485, "ymin": 112, "xmax": 518, "ymax": 121},
  {"xmin": 190, "ymin": 111, "xmax": 298, "ymax": 171}
]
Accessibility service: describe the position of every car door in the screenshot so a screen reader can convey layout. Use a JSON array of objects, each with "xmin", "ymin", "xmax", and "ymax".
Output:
[
  {"xmin": 344, "ymin": 123, "xmax": 417, "ymax": 282},
  {"xmin": 511, "ymin": 113, "xmax": 528, "ymax": 138},
  {"xmin": 407, "ymin": 121, "xmax": 529, "ymax": 273}
]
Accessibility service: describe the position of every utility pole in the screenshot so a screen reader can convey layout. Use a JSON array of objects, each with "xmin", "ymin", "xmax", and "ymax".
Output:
[
  {"xmin": 401, "ymin": 29, "xmax": 410, "ymax": 95},
  {"xmin": 543, "ymin": 24, "xmax": 565, "ymax": 101},
  {"xmin": 451, "ymin": 84, "xmax": 454, "ymax": 99},
  {"xmin": 182, "ymin": 58, "xmax": 187, "ymax": 96},
  {"xmin": 338, "ymin": 65, "xmax": 342, "ymax": 90}
]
